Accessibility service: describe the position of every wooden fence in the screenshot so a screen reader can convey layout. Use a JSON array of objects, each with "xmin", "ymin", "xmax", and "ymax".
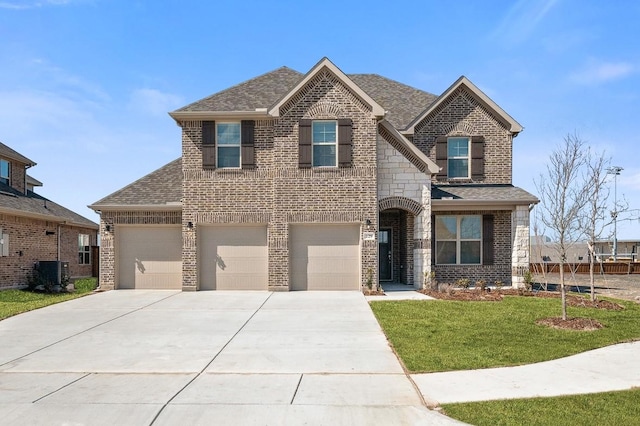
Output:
[{"xmin": 530, "ymin": 262, "xmax": 640, "ymax": 275}]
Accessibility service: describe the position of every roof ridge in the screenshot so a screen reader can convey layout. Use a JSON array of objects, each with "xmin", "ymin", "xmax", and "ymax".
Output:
[{"xmin": 174, "ymin": 66, "xmax": 302, "ymax": 112}]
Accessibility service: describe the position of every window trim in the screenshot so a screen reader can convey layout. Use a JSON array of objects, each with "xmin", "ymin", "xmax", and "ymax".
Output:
[
  {"xmin": 447, "ymin": 137, "xmax": 471, "ymax": 179},
  {"xmin": 435, "ymin": 215, "xmax": 482, "ymax": 265},
  {"xmin": 78, "ymin": 234, "xmax": 91, "ymax": 265},
  {"xmin": 215, "ymin": 122, "xmax": 242, "ymax": 169},
  {"xmin": 311, "ymin": 120, "xmax": 338, "ymax": 168},
  {"xmin": 0, "ymin": 158, "xmax": 9, "ymax": 185}
]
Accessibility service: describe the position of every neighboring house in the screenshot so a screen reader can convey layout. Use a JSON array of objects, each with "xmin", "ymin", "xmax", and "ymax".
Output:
[
  {"xmin": 0, "ymin": 142, "xmax": 99, "ymax": 289},
  {"xmin": 91, "ymin": 57, "xmax": 538, "ymax": 291}
]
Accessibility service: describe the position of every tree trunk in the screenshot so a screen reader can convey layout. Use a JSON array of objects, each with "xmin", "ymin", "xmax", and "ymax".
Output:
[
  {"xmin": 559, "ymin": 261, "xmax": 567, "ymax": 320},
  {"xmin": 588, "ymin": 244, "xmax": 596, "ymax": 302}
]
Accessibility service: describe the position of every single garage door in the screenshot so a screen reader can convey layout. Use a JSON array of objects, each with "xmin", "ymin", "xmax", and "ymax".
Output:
[
  {"xmin": 199, "ymin": 225, "xmax": 268, "ymax": 290},
  {"xmin": 290, "ymin": 224, "xmax": 360, "ymax": 291},
  {"xmin": 117, "ymin": 226, "xmax": 182, "ymax": 289}
]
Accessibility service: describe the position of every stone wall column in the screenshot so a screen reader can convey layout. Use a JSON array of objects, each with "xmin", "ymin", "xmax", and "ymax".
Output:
[
  {"xmin": 182, "ymin": 221, "xmax": 197, "ymax": 291},
  {"xmin": 511, "ymin": 205, "xmax": 531, "ymax": 288},
  {"xmin": 98, "ymin": 217, "xmax": 115, "ymax": 290},
  {"xmin": 413, "ymin": 183, "xmax": 432, "ymax": 289}
]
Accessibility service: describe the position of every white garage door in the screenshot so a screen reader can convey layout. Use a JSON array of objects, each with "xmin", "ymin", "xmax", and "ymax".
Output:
[
  {"xmin": 199, "ymin": 225, "xmax": 268, "ymax": 290},
  {"xmin": 117, "ymin": 226, "xmax": 182, "ymax": 290},
  {"xmin": 290, "ymin": 224, "xmax": 360, "ymax": 291}
]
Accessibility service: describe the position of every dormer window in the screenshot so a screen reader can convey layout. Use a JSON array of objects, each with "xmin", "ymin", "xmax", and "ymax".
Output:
[{"xmin": 0, "ymin": 159, "xmax": 9, "ymax": 185}]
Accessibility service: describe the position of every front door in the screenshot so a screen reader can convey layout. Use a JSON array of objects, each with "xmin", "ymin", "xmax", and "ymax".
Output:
[{"xmin": 379, "ymin": 229, "xmax": 392, "ymax": 281}]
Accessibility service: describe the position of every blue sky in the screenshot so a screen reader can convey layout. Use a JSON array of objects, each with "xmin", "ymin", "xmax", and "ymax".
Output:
[{"xmin": 1, "ymin": 0, "xmax": 639, "ymax": 240}]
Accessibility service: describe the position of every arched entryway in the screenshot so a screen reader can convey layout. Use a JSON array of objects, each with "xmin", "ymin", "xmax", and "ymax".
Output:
[{"xmin": 378, "ymin": 197, "xmax": 424, "ymax": 286}]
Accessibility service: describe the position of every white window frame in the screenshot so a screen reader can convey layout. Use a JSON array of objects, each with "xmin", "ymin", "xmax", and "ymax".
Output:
[
  {"xmin": 216, "ymin": 122, "xmax": 242, "ymax": 169},
  {"xmin": 447, "ymin": 137, "xmax": 470, "ymax": 179},
  {"xmin": 312, "ymin": 120, "xmax": 338, "ymax": 168},
  {"xmin": 0, "ymin": 228, "xmax": 8, "ymax": 257},
  {"xmin": 78, "ymin": 234, "xmax": 91, "ymax": 265},
  {"xmin": 435, "ymin": 215, "xmax": 482, "ymax": 265},
  {"xmin": 0, "ymin": 159, "xmax": 9, "ymax": 185}
]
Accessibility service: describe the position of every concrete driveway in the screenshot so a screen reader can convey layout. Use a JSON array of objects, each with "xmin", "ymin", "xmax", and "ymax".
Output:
[{"xmin": 0, "ymin": 290, "xmax": 461, "ymax": 425}]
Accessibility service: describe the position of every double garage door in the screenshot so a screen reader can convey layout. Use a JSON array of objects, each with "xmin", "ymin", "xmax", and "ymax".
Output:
[{"xmin": 117, "ymin": 224, "xmax": 359, "ymax": 290}]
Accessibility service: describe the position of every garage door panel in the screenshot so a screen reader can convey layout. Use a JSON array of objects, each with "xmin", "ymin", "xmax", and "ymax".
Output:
[
  {"xmin": 290, "ymin": 224, "xmax": 360, "ymax": 291},
  {"xmin": 118, "ymin": 226, "xmax": 182, "ymax": 290},
  {"xmin": 199, "ymin": 225, "xmax": 268, "ymax": 291}
]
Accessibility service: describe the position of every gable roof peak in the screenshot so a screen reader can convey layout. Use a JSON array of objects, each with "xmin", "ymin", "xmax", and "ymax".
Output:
[
  {"xmin": 268, "ymin": 57, "xmax": 386, "ymax": 118},
  {"xmin": 404, "ymin": 75, "xmax": 523, "ymax": 135}
]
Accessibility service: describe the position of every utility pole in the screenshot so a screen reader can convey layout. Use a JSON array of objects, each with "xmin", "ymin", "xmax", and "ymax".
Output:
[{"xmin": 607, "ymin": 166, "xmax": 623, "ymax": 261}]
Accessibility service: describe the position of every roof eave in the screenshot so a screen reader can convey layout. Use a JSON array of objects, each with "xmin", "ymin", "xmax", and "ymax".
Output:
[
  {"xmin": 89, "ymin": 203, "xmax": 183, "ymax": 213},
  {"xmin": 169, "ymin": 110, "xmax": 272, "ymax": 124},
  {"xmin": 379, "ymin": 120, "xmax": 440, "ymax": 174},
  {"xmin": 267, "ymin": 57, "xmax": 386, "ymax": 119},
  {"xmin": 431, "ymin": 199, "xmax": 538, "ymax": 211},
  {"xmin": 404, "ymin": 76, "xmax": 524, "ymax": 135},
  {"xmin": 0, "ymin": 206, "xmax": 98, "ymax": 229}
]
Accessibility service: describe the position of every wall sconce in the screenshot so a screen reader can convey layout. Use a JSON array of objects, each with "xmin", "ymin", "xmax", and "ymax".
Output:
[
  {"xmin": 105, "ymin": 225, "xmax": 112, "ymax": 232},
  {"xmin": 187, "ymin": 221, "xmax": 194, "ymax": 229},
  {"xmin": 45, "ymin": 230, "xmax": 55, "ymax": 236},
  {"xmin": 365, "ymin": 219, "xmax": 372, "ymax": 230}
]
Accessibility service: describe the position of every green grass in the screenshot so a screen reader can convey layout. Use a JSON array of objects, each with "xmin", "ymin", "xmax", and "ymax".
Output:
[
  {"xmin": 0, "ymin": 278, "xmax": 97, "ymax": 321},
  {"xmin": 370, "ymin": 296, "xmax": 640, "ymax": 372},
  {"xmin": 441, "ymin": 388, "xmax": 640, "ymax": 426}
]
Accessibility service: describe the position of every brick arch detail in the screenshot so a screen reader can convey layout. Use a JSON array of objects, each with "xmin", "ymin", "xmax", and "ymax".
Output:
[
  {"xmin": 303, "ymin": 102, "xmax": 347, "ymax": 119},
  {"xmin": 378, "ymin": 197, "xmax": 423, "ymax": 216}
]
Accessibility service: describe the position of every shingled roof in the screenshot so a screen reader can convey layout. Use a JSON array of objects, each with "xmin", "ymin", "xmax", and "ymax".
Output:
[
  {"xmin": 172, "ymin": 66, "xmax": 438, "ymax": 130},
  {"xmin": 431, "ymin": 184, "xmax": 539, "ymax": 205},
  {"xmin": 0, "ymin": 141, "xmax": 36, "ymax": 166},
  {"xmin": 0, "ymin": 182, "xmax": 97, "ymax": 228},
  {"xmin": 90, "ymin": 158, "xmax": 182, "ymax": 208}
]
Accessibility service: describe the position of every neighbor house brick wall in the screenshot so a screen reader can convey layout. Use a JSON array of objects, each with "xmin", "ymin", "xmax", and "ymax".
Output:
[
  {"xmin": 181, "ymin": 69, "xmax": 379, "ymax": 291},
  {"xmin": 412, "ymin": 87, "xmax": 514, "ymax": 185},
  {"xmin": 0, "ymin": 213, "xmax": 96, "ymax": 289},
  {"xmin": 433, "ymin": 210, "xmax": 512, "ymax": 285}
]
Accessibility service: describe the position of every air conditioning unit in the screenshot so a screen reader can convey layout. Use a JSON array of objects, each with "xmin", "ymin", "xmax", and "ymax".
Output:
[{"xmin": 37, "ymin": 261, "xmax": 70, "ymax": 286}]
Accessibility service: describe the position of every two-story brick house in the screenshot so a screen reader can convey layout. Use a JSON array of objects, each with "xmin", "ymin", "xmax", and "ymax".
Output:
[
  {"xmin": 91, "ymin": 58, "xmax": 537, "ymax": 291},
  {"xmin": 0, "ymin": 142, "xmax": 99, "ymax": 289}
]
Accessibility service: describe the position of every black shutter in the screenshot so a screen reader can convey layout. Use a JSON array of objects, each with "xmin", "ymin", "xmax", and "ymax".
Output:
[
  {"xmin": 202, "ymin": 121, "xmax": 216, "ymax": 169},
  {"xmin": 471, "ymin": 136, "xmax": 484, "ymax": 179},
  {"xmin": 241, "ymin": 120, "xmax": 255, "ymax": 169},
  {"xmin": 299, "ymin": 119, "xmax": 312, "ymax": 168},
  {"xmin": 435, "ymin": 136, "xmax": 447, "ymax": 178},
  {"xmin": 338, "ymin": 118, "xmax": 352, "ymax": 168},
  {"xmin": 482, "ymin": 214, "xmax": 494, "ymax": 265}
]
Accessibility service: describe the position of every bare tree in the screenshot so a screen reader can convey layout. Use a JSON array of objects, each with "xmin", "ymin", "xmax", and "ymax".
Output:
[
  {"xmin": 534, "ymin": 133, "xmax": 590, "ymax": 320},
  {"xmin": 580, "ymin": 149, "xmax": 611, "ymax": 302}
]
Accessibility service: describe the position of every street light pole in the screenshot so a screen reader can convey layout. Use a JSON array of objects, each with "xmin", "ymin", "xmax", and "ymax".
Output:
[{"xmin": 607, "ymin": 166, "xmax": 623, "ymax": 261}]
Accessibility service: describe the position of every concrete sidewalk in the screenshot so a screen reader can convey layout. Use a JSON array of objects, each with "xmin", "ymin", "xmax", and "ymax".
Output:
[
  {"xmin": 0, "ymin": 290, "xmax": 462, "ymax": 425},
  {"xmin": 368, "ymin": 286, "xmax": 640, "ymax": 406},
  {"xmin": 412, "ymin": 341, "xmax": 640, "ymax": 405}
]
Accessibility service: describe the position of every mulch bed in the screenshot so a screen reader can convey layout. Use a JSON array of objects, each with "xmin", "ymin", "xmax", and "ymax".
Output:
[{"xmin": 416, "ymin": 288, "xmax": 624, "ymax": 331}]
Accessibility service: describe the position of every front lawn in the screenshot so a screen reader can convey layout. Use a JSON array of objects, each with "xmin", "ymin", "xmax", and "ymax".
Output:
[
  {"xmin": 0, "ymin": 278, "xmax": 97, "ymax": 321},
  {"xmin": 370, "ymin": 296, "xmax": 640, "ymax": 372},
  {"xmin": 441, "ymin": 388, "xmax": 640, "ymax": 426}
]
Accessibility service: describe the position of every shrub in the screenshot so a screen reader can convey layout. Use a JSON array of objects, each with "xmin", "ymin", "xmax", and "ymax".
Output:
[
  {"xmin": 456, "ymin": 278, "xmax": 471, "ymax": 289},
  {"xmin": 476, "ymin": 279, "xmax": 487, "ymax": 291},
  {"xmin": 522, "ymin": 270, "xmax": 533, "ymax": 291}
]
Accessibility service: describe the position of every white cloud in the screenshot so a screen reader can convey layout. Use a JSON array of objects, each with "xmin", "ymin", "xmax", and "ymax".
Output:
[
  {"xmin": 0, "ymin": 0, "xmax": 75, "ymax": 9},
  {"xmin": 570, "ymin": 61, "xmax": 635, "ymax": 85},
  {"xmin": 128, "ymin": 88, "xmax": 184, "ymax": 117},
  {"xmin": 489, "ymin": 0, "xmax": 559, "ymax": 46}
]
